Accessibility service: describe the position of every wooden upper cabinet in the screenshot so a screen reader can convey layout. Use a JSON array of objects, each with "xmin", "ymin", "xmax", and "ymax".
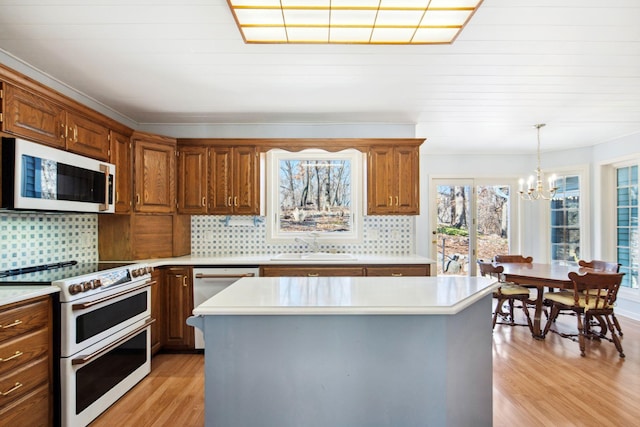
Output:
[
  {"xmin": 110, "ymin": 130, "xmax": 132, "ymax": 213},
  {"xmin": 133, "ymin": 132, "xmax": 176, "ymax": 213},
  {"xmin": 65, "ymin": 111, "xmax": 110, "ymax": 161},
  {"xmin": 3, "ymin": 84, "xmax": 66, "ymax": 148},
  {"xmin": 367, "ymin": 145, "xmax": 419, "ymax": 215},
  {"xmin": 177, "ymin": 146, "xmax": 208, "ymax": 214},
  {"xmin": 3, "ymin": 83, "xmax": 110, "ymax": 160},
  {"xmin": 208, "ymin": 146, "xmax": 259, "ymax": 215}
]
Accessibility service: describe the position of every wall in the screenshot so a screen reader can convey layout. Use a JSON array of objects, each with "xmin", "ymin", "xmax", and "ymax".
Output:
[{"xmin": 0, "ymin": 212, "xmax": 98, "ymax": 271}]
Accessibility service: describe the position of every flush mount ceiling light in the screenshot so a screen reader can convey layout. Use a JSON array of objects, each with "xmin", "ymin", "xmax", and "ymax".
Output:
[{"xmin": 226, "ymin": 0, "xmax": 484, "ymax": 44}]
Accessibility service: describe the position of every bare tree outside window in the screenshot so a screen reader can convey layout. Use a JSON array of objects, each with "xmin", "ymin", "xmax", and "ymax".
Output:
[{"xmin": 278, "ymin": 159, "xmax": 352, "ymax": 233}]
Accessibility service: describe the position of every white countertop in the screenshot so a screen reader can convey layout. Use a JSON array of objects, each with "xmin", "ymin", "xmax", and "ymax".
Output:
[
  {"xmin": 192, "ymin": 275, "xmax": 497, "ymax": 316},
  {"xmin": 147, "ymin": 253, "xmax": 435, "ymax": 267},
  {"xmin": 0, "ymin": 285, "xmax": 59, "ymax": 307}
]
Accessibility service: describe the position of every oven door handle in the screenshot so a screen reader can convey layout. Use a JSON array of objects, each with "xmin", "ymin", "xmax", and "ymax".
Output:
[
  {"xmin": 71, "ymin": 281, "xmax": 154, "ymax": 310},
  {"xmin": 99, "ymin": 163, "xmax": 111, "ymax": 212},
  {"xmin": 194, "ymin": 273, "xmax": 256, "ymax": 279},
  {"xmin": 71, "ymin": 318, "xmax": 155, "ymax": 366}
]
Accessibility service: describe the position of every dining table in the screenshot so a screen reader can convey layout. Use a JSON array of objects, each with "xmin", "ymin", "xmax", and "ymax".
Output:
[{"xmin": 495, "ymin": 262, "xmax": 589, "ymax": 338}]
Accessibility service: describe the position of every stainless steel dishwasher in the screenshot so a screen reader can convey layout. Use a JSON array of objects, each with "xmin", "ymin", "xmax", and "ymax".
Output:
[{"xmin": 192, "ymin": 266, "xmax": 260, "ymax": 349}]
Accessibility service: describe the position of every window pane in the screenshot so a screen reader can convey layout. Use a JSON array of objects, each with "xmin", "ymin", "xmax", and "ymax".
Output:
[
  {"xmin": 550, "ymin": 174, "xmax": 580, "ymax": 265},
  {"xmin": 616, "ymin": 165, "xmax": 639, "ymax": 288}
]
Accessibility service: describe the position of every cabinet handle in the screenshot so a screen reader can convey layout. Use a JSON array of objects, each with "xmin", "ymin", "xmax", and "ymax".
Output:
[
  {"xmin": 389, "ymin": 196, "xmax": 393, "ymax": 205},
  {"xmin": 0, "ymin": 351, "xmax": 23, "ymax": 363},
  {"xmin": 391, "ymin": 273, "xmax": 403, "ymax": 277},
  {"xmin": 1, "ymin": 320, "xmax": 22, "ymax": 329},
  {"xmin": 60, "ymin": 123, "xmax": 65, "ymax": 140},
  {"xmin": 136, "ymin": 194, "xmax": 141, "ymax": 204},
  {"xmin": 202, "ymin": 196, "xmax": 206, "ymax": 207},
  {"xmin": 307, "ymin": 273, "xmax": 320, "ymax": 277},
  {"xmin": 74, "ymin": 125, "xmax": 78, "ymax": 142},
  {"xmin": 395, "ymin": 196, "xmax": 399, "ymax": 206},
  {"xmin": 234, "ymin": 196, "xmax": 238, "ymax": 207},
  {"xmin": 227, "ymin": 197, "xmax": 232, "ymax": 207},
  {"xmin": 0, "ymin": 382, "xmax": 22, "ymax": 396},
  {"xmin": 183, "ymin": 276, "xmax": 188, "ymax": 287}
]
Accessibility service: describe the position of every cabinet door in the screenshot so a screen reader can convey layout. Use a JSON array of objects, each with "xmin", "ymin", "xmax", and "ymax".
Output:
[
  {"xmin": 233, "ymin": 146, "xmax": 260, "ymax": 215},
  {"xmin": 150, "ymin": 269, "xmax": 163, "ymax": 355},
  {"xmin": 365, "ymin": 265, "xmax": 430, "ymax": 276},
  {"xmin": 177, "ymin": 146, "xmax": 208, "ymax": 214},
  {"xmin": 110, "ymin": 130, "xmax": 132, "ymax": 213},
  {"xmin": 163, "ymin": 267, "xmax": 194, "ymax": 350},
  {"xmin": 3, "ymin": 84, "xmax": 65, "ymax": 148},
  {"xmin": 394, "ymin": 146, "xmax": 419, "ymax": 214},
  {"xmin": 367, "ymin": 146, "xmax": 395, "ymax": 214},
  {"xmin": 65, "ymin": 112, "xmax": 110, "ymax": 161},
  {"xmin": 134, "ymin": 138, "xmax": 176, "ymax": 213},
  {"xmin": 209, "ymin": 147, "xmax": 233, "ymax": 214},
  {"xmin": 261, "ymin": 266, "xmax": 365, "ymax": 277}
]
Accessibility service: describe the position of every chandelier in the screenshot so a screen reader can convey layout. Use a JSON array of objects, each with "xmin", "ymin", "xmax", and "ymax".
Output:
[{"xmin": 518, "ymin": 124, "xmax": 557, "ymax": 201}]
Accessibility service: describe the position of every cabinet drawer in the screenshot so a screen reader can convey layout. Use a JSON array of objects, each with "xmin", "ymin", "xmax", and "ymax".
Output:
[
  {"xmin": 0, "ymin": 328, "xmax": 49, "ymax": 376},
  {"xmin": 261, "ymin": 266, "xmax": 365, "ymax": 277},
  {"xmin": 0, "ymin": 357, "xmax": 49, "ymax": 407},
  {"xmin": 0, "ymin": 383, "xmax": 50, "ymax": 427},
  {"xmin": 366, "ymin": 265, "xmax": 430, "ymax": 276},
  {"xmin": 0, "ymin": 298, "xmax": 49, "ymax": 342}
]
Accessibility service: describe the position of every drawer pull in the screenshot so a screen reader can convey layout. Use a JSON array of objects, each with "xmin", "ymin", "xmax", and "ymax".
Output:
[
  {"xmin": 307, "ymin": 273, "xmax": 320, "ymax": 277},
  {"xmin": 0, "ymin": 382, "xmax": 23, "ymax": 396},
  {"xmin": 391, "ymin": 273, "xmax": 403, "ymax": 277},
  {"xmin": 0, "ymin": 351, "xmax": 23, "ymax": 363},
  {"xmin": 1, "ymin": 320, "xmax": 22, "ymax": 329}
]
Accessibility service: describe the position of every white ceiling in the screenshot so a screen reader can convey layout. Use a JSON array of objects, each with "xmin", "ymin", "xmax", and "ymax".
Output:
[{"xmin": 1, "ymin": 0, "xmax": 639, "ymax": 154}]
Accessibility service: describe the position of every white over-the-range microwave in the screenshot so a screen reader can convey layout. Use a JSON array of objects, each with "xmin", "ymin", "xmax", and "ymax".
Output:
[{"xmin": 1, "ymin": 137, "xmax": 116, "ymax": 213}]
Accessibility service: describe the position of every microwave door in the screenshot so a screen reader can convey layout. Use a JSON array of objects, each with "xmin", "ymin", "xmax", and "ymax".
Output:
[{"xmin": 6, "ymin": 138, "xmax": 116, "ymax": 213}]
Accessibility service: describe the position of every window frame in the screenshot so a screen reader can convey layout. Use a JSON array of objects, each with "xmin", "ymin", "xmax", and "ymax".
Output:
[{"xmin": 265, "ymin": 148, "xmax": 364, "ymax": 245}]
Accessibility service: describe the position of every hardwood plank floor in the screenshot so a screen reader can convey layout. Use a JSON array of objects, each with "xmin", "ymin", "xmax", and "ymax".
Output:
[{"xmin": 92, "ymin": 314, "xmax": 640, "ymax": 427}]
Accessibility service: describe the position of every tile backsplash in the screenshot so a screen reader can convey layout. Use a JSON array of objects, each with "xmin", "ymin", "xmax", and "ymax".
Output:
[
  {"xmin": 1, "ymin": 212, "xmax": 414, "ymax": 270},
  {"xmin": 0, "ymin": 212, "xmax": 98, "ymax": 271},
  {"xmin": 191, "ymin": 215, "xmax": 415, "ymax": 256}
]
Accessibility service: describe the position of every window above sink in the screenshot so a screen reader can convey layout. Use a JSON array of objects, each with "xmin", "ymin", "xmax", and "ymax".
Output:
[{"xmin": 266, "ymin": 149, "xmax": 364, "ymax": 246}]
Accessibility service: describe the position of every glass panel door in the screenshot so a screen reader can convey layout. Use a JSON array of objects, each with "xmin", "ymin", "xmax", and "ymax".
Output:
[{"xmin": 434, "ymin": 180, "xmax": 513, "ymax": 276}]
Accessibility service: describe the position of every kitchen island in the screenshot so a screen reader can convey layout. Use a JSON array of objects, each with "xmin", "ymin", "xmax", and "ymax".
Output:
[{"xmin": 188, "ymin": 275, "xmax": 496, "ymax": 427}]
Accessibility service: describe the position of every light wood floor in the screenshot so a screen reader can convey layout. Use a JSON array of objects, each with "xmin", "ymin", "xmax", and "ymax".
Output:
[{"xmin": 92, "ymin": 314, "xmax": 640, "ymax": 427}]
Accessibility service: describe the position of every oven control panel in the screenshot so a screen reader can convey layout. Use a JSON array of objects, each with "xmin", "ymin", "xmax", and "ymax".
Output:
[{"xmin": 55, "ymin": 264, "xmax": 153, "ymax": 301}]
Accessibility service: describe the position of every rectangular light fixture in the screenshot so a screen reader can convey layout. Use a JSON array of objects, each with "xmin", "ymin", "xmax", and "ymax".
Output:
[{"xmin": 226, "ymin": 0, "xmax": 484, "ymax": 44}]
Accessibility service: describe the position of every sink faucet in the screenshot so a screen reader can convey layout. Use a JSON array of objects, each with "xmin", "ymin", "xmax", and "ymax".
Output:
[{"xmin": 295, "ymin": 232, "xmax": 320, "ymax": 253}]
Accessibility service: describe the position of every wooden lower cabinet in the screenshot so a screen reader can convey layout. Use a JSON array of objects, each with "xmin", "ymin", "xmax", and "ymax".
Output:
[
  {"xmin": 261, "ymin": 266, "xmax": 365, "ymax": 277},
  {"xmin": 261, "ymin": 264, "xmax": 430, "ymax": 277},
  {"xmin": 163, "ymin": 267, "xmax": 194, "ymax": 350},
  {"xmin": 0, "ymin": 296, "xmax": 53, "ymax": 426},
  {"xmin": 150, "ymin": 268, "xmax": 164, "ymax": 356},
  {"xmin": 365, "ymin": 265, "xmax": 430, "ymax": 276}
]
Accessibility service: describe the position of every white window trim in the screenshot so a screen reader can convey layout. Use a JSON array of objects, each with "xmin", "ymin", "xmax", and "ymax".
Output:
[{"xmin": 265, "ymin": 148, "xmax": 364, "ymax": 245}]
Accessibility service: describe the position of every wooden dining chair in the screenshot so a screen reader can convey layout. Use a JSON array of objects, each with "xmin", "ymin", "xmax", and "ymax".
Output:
[
  {"xmin": 578, "ymin": 259, "xmax": 620, "ymax": 273},
  {"xmin": 542, "ymin": 271, "xmax": 625, "ymax": 358},
  {"xmin": 578, "ymin": 259, "xmax": 623, "ymax": 336},
  {"xmin": 477, "ymin": 261, "xmax": 533, "ymax": 331},
  {"xmin": 494, "ymin": 255, "xmax": 533, "ymax": 263}
]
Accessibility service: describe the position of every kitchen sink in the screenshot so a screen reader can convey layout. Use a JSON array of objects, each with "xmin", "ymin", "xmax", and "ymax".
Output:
[{"xmin": 271, "ymin": 252, "xmax": 357, "ymax": 261}]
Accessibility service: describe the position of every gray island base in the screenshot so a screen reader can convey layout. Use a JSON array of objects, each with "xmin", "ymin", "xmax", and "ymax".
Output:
[{"xmin": 188, "ymin": 276, "xmax": 495, "ymax": 427}]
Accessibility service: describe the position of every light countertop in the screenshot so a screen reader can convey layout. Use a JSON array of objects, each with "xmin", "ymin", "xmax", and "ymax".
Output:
[
  {"xmin": 0, "ymin": 285, "xmax": 59, "ymax": 307},
  {"xmin": 147, "ymin": 254, "xmax": 435, "ymax": 267},
  {"xmin": 192, "ymin": 275, "xmax": 497, "ymax": 316}
]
